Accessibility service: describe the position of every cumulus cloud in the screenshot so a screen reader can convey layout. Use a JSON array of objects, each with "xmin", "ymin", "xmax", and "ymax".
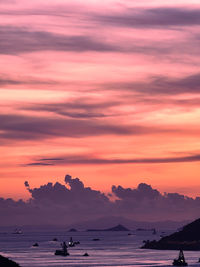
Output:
[
  {"xmin": 111, "ymin": 183, "xmax": 200, "ymax": 220},
  {"xmin": 0, "ymin": 174, "xmax": 200, "ymax": 226}
]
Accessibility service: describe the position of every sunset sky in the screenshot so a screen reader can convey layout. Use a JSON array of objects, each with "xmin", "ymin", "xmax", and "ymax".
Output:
[{"xmin": 1, "ymin": 0, "xmax": 200, "ymax": 200}]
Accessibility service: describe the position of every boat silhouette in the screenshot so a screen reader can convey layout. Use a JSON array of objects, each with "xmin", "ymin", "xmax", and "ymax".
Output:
[
  {"xmin": 12, "ymin": 229, "xmax": 22, "ymax": 234},
  {"xmin": 55, "ymin": 242, "xmax": 69, "ymax": 256},
  {"xmin": 173, "ymin": 250, "xmax": 188, "ymax": 266}
]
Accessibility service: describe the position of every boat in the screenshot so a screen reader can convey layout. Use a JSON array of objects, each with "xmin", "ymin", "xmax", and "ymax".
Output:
[
  {"xmin": 68, "ymin": 237, "xmax": 80, "ymax": 246},
  {"xmin": 12, "ymin": 229, "xmax": 22, "ymax": 234},
  {"xmin": 68, "ymin": 237, "xmax": 75, "ymax": 247},
  {"xmin": 173, "ymin": 250, "xmax": 188, "ymax": 266},
  {"xmin": 83, "ymin": 252, "xmax": 89, "ymax": 256},
  {"xmin": 55, "ymin": 242, "xmax": 70, "ymax": 256},
  {"xmin": 55, "ymin": 250, "xmax": 69, "ymax": 256}
]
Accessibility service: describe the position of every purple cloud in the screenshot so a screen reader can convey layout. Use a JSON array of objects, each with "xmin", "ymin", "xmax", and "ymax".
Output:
[
  {"xmin": 27, "ymin": 153, "xmax": 200, "ymax": 166},
  {"xmin": 95, "ymin": 8, "xmax": 200, "ymax": 28},
  {"xmin": 0, "ymin": 174, "xmax": 200, "ymax": 226}
]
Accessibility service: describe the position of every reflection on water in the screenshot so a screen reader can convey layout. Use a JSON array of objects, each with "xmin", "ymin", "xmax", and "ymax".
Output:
[{"xmin": 0, "ymin": 230, "xmax": 199, "ymax": 266}]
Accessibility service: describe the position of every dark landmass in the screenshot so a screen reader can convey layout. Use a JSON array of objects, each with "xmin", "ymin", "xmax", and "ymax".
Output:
[
  {"xmin": 136, "ymin": 228, "xmax": 156, "ymax": 231},
  {"xmin": 142, "ymin": 218, "xmax": 200, "ymax": 250},
  {"xmin": 0, "ymin": 255, "xmax": 21, "ymax": 267},
  {"xmin": 66, "ymin": 216, "xmax": 189, "ymax": 231},
  {"xmin": 87, "ymin": 224, "xmax": 129, "ymax": 231},
  {"xmin": 68, "ymin": 228, "xmax": 77, "ymax": 232},
  {"xmin": 0, "ymin": 217, "xmax": 189, "ymax": 232}
]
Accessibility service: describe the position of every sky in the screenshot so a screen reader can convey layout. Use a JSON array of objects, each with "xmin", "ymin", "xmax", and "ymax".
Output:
[{"xmin": 1, "ymin": 0, "xmax": 200, "ymax": 205}]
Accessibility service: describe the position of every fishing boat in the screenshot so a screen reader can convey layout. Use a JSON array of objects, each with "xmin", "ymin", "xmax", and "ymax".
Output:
[
  {"xmin": 68, "ymin": 237, "xmax": 80, "ymax": 246},
  {"xmin": 55, "ymin": 242, "xmax": 69, "ymax": 256},
  {"xmin": 68, "ymin": 237, "xmax": 75, "ymax": 247},
  {"xmin": 173, "ymin": 250, "xmax": 188, "ymax": 266},
  {"xmin": 12, "ymin": 229, "xmax": 22, "ymax": 234}
]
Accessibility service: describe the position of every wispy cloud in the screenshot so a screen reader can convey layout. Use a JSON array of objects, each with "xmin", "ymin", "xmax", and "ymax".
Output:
[
  {"xmin": 105, "ymin": 73, "xmax": 200, "ymax": 95},
  {"xmin": 0, "ymin": 113, "xmax": 150, "ymax": 142},
  {"xmin": 0, "ymin": 26, "xmax": 119, "ymax": 55},
  {"xmin": 27, "ymin": 153, "xmax": 200, "ymax": 166},
  {"xmin": 21, "ymin": 99, "xmax": 120, "ymax": 118},
  {"xmin": 95, "ymin": 8, "xmax": 200, "ymax": 28}
]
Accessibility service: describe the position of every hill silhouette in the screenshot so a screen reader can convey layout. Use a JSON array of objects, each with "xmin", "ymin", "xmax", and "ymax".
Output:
[
  {"xmin": 142, "ymin": 218, "xmax": 200, "ymax": 250},
  {"xmin": 0, "ymin": 255, "xmax": 20, "ymax": 267}
]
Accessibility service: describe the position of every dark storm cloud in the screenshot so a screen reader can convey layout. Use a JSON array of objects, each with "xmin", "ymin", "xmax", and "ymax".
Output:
[
  {"xmin": 0, "ymin": 174, "xmax": 200, "ymax": 226},
  {"xmin": 95, "ymin": 8, "xmax": 200, "ymax": 28},
  {"xmin": 27, "ymin": 153, "xmax": 200, "ymax": 167},
  {"xmin": 0, "ymin": 26, "xmax": 119, "ymax": 55}
]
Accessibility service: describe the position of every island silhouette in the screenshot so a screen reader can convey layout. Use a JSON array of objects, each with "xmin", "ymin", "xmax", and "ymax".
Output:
[
  {"xmin": 87, "ymin": 224, "xmax": 130, "ymax": 231},
  {"xmin": 0, "ymin": 255, "xmax": 21, "ymax": 267},
  {"xmin": 142, "ymin": 218, "xmax": 200, "ymax": 250}
]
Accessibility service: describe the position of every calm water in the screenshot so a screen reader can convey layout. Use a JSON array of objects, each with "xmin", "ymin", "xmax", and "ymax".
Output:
[{"xmin": 0, "ymin": 230, "xmax": 200, "ymax": 267}]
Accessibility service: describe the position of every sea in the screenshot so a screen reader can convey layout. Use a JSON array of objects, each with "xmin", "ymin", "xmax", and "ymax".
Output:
[{"xmin": 0, "ymin": 229, "xmax": 200, "ymax": 267}]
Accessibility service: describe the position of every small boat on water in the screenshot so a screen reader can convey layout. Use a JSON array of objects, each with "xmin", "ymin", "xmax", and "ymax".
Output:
[
  {"xmin": 55, "ymin": 242, "xmax": 70, "ymax": 256},
  {"xmin": 173, "ymin": 250, "xmax": 188, "ymax": 266},
  {"xmin": 68, "ymin": 237, "xmax": 80, "ymax": 247},
  {"xmin": 12, "ymin": 229, "xmax": 22, "ymax": 234},
  {"xmin": 68, "ymin": 237, "xmax": 75, "ymax": 247},
  {"xmin": 83, "ymin": 252, "xmax": 89, "ymax": 256}
]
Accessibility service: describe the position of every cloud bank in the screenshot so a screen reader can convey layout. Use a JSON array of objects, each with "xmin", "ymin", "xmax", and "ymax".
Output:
[{"xmin": 1, "ymin": 174, "xmax": 200, "ymax": 226}]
